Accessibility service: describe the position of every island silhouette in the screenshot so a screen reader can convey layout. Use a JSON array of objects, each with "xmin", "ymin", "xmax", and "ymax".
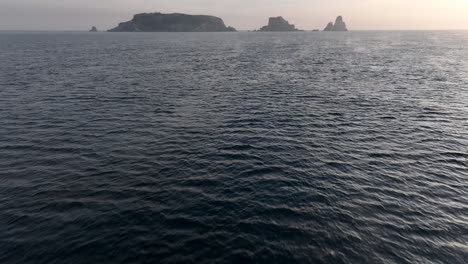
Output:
[
  {"xmin": 107, "ymin": 12, "xmax": 348, "ymax": 32},
  {"xmin": 258, "ymin": 17, "xmax": 301, "ymax": 31},
  {"xmin": 108, "ymin": 13, "xmax": 236, "ymax": 32},
  {"xmin": 324, "ymin": 16, "xmax": 348, "ymax": 31}
]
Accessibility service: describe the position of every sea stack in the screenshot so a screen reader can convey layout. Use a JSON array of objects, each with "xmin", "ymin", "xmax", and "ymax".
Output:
[
  {"xmin": 259, "ymin": 17, "xmax": 300, "ymax": 31},
  {"xmin": 108, "ymin": 12, "xmax": 236, "ymax": 32},
  {"xmin": 324, "ymin": 22, "xmax": 334, "ymax": 31},
  {"xmin": 323, "ymin": 16, "xmax": 348, "ymax": 31},
  {"xmin": 89, "ymin": 26, "xmax": 98, "ymax": 32}
]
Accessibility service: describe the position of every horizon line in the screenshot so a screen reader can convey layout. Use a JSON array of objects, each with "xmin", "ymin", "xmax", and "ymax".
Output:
[{"xmin": 1, "ymin": 29, "xmax": 468, "ymax": 32}]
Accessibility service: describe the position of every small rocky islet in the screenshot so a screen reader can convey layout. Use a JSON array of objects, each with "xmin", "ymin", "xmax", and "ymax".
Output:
[
  {"xmin": 258, "ymin": 17, "xmax": 301, "ymax": 32},
  {"xmin": 106, "ymin": 12, "xmax": 348, "ymax": 32},
  {"xmin": 324, "ymin": 16, "xmax": 348, "ymax": 31}
]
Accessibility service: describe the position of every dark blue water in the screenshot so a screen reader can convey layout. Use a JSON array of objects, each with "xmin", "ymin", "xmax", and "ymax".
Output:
[{"xmin": 1, "ymin": 31, "xmax": 468, "ymax": 263}]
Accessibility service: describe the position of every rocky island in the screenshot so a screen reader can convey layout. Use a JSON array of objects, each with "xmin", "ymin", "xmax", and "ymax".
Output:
[
  {"xmin": 259, "ymin": 17, "xmax": 300, "ymax": 32},
  {"xmin": 324, "ymin": 16, "xmax": 348, "ymax": 31},
  {"xmin": 89, "ymin": 26, "xmax": 98, "ymax": 32},
  {"xmin": 108, "ymin": 12, "xmax": 236, "ymax": 32}
]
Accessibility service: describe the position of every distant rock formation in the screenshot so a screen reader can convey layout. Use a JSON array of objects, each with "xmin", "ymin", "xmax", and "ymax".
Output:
[
  {"xmin": 333, "ymin": 16, "xmax": 348, "ymax": 31},
  {"xmin": 89, "ymin": 26, "xmax": 98, "ymax": 32},
  {"xmin": 259, "ymin": 17, "xmax": 300, "ymax": 31},
  {"xmin": 323, "ymin": 16, "xmax": 348, "ymax": 31},
  {"xmin": 324, "ymin": 22, "xmax": 334, "ymax": 31},
  {"xmin": 108, "ymin": 12, "xmax": 236, "ymax": 32}
]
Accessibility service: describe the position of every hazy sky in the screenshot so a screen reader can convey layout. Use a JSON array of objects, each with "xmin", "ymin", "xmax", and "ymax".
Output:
[{"xmin": 1, "ymin": 0, "xmax": 468, "ymax": 30}]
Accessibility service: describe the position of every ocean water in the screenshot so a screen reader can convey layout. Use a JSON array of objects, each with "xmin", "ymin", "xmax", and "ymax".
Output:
[{"xmin": 1, "ymin": 31, "xmax": 468, "ymax": 263}]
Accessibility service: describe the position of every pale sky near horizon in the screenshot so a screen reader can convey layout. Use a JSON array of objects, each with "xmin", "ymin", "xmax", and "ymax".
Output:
[{"xmin": 1, "ymin": 0, "xmax": 468, "ymax": 30}]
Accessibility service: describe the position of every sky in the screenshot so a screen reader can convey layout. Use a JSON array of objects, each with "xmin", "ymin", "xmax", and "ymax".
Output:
[{"xmin": 1, "ymin": 0, "xmax": 468, "ymax": 30}]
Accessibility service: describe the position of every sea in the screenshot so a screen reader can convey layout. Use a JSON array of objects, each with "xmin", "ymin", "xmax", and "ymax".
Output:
[{"xmin": 1, "ymin": 31, "xmax": 467, "ymax": 263}]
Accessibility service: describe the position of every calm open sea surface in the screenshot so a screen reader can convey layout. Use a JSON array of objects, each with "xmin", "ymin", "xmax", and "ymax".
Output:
[{"xmin": 1, "ymin": 31, "xmax": 468, "ymax": 263}]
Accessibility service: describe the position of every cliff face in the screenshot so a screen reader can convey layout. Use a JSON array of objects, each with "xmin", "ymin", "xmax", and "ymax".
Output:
[
  {"xmin": 108, "ymin": 13, "xmax": 236, "ymax": 32},
  {"xmin": 259, "ymin": 17, "xmax": 299, "ymax": 31},
  {"xmin": 323, "ymin": 16, "xmax": 348, "ymax": 31}
]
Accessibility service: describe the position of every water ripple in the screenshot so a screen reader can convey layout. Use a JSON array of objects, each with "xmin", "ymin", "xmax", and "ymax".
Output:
[{"xmin": 1, "ymin": 31, "xmax": 468, "ymax": 263}]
